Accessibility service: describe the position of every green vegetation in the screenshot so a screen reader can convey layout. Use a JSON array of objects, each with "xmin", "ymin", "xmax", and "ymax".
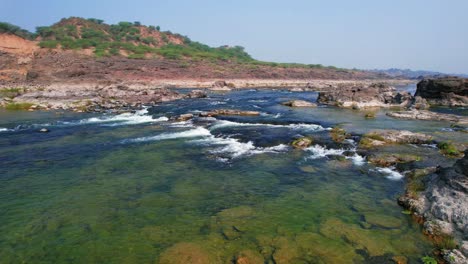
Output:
[
  {"xmin": 437, "ymin": 141, "xmax": 462, "ymax": 157},
  {"xmin": 0, "ymin": 22, "xmax": 35, "ymax": 39},
  {"xmin": 0, "ymin": 88, "xmax": 24, "ymax": 98},
  {"xmin": 1, "ymin": 17, "xmax": 343, "ymax": 69},
  {"xmin": 406, "ymin": 168, "xmax": 434, "ymax": 197},
  {"xmin": 421, "ymin": 256, "xmax": 437, "ymax": 264},
  {"xmin": 433, "ymin": 234, "xmax": 458, "ymax": 250},
  {"xmin": 364, "ymin": 112, "xmax": 376, "ymax": 119},
  {"xmin": 5, "ymin": 102, "xmax": 34, "ymax": 110},
  {"xmin": 330, "ymin": 127, "xmax": 349, "ymax": 143}
]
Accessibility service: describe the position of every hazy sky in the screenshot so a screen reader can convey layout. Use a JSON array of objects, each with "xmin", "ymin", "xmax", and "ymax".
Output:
[{"xmin": 2, "ymin": 0, "xmax": 468, "ymax": 74}]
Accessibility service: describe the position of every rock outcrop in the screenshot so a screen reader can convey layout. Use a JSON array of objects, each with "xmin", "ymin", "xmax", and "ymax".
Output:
[
  {"xmin": 291, "ymin": 137, "xmax": 313, "ymax": 149},
  {"xmin": 387, "ymin": 110, "xmax": 468, "ymax": 124},
  {"xmin": 317, "ymin": 83, "xmax": 413, "ymax": 108},
  {"xmin": 415, "ymin": 77, "xmax": 468, "ymax": 107},
  {"xmin": 398, "ymin": 151, "xmax": 468, "ymax": 263},
  {"xmin": 359, "ymin": 129, "xmax": 433, "ymax": 149},
  {"xmin": 281, "ymin": 100, "xmax": 317, "ymax": 107},
  {"xmin": 1, "ymin": 85, "xmax": 185, "ymax": 111}
]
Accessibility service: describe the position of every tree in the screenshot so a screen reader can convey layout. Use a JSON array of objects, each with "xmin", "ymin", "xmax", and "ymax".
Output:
[
  {"xmin": 156, "ymin": 26, "xmax": 161, "ymax": 31},
  {"xmin": 134, "ymin": 21, "xmax": 141, "ymax": 26}
]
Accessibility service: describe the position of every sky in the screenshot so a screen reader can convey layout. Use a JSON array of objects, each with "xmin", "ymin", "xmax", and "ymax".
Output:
[{"xmin": 1, "ymin": 0, "xmax": 468, "ymax": 74}]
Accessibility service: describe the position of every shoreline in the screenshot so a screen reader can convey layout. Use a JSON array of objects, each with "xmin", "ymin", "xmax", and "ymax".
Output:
[{"xmin": 0, "ymin": 78, "xmax": 414, "ymax": 112}]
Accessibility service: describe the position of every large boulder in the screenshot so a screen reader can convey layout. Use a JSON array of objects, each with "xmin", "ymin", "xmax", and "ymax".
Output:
[
  {"xmin": 398, "ymin": 150, "xmax": 468, "ymax": 263},
  {"xmin": 317, "ymin": 83, "xmax": 412, "ymax": 108},
  {"xmin": 415, "ymin": 77, "xmax": 468, "ymax": 106}
]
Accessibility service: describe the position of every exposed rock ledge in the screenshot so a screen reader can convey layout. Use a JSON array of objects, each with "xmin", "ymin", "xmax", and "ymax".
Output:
[
  {"xmin": 398, "ymin": 151, "xmax": 468, "ymax": 264},
  {"xmin": 317, "ymin": 83, "xmax": 416, "ymax": 109},
  {"xmin": 416, "ymin": 77, "xmax": 468, "ymax": 107},
  {"xmin": 387, "ymin": 110, "xmax": 468, "ymax": 125}
]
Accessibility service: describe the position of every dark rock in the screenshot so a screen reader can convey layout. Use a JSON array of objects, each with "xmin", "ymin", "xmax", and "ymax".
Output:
[
  {"xmin": 415, "ymin": 77, "xmax": 468, "ymax": 106},
  {"xmin": 213, "ymin": 80, "xmax": 227, "ymax": 88},
  {"xmin": 176, "ymin": 113, "xmax": 193, "ymax": 121},
  {"xmin": 186, "ymin": 90, "xmax": 207, "ymax": 98},
  {"xmin": 317, "ymin": 82, "xmax": 411, "ymax": 108}
]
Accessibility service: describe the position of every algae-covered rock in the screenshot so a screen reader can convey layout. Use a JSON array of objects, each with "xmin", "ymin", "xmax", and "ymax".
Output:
[
  {"xmin": 158, "ymin": 242, "xmax": 218, "ymax": 264},
  {"xmin": 291, "ymin": 137, "xmax": 313, "ymax": 149},
  {"xmin": 359, "ymin": 130, "xmax": 432, "ymax": 149},
  {"xmin": 330, "ymin": 127, "xmax": 350, "ymax": 143},
  {"xmin": 299, "ymin": 165, "xmax": 317, "ymax": 173},
  {"xmin": 368, "ymin": 153, "xmax": 421, "ymax": 167}
]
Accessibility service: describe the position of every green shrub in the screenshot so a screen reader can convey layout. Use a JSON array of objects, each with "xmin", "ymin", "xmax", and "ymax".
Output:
[
  {"xmin": 437, "ymin": 141, "xmax": 462, "ymax": 157},
  {"xmin": 39, "ymin": 40, "xmax": 58, "ymax": 49},
  {"xmin": 434, "ymin": 234, "xmax": 458, "ymax": 250},
  {"xmin": 128, "ymin": 53, "xmax": 145, "ymax": 59},
  {"xmin": 5, "ymin": 102, "xmax": 33, "ymax": 110},
  {"xmin": 421, "ymin": 256, "xmax": 437, "ymax": 264},
  {"xmin": 0, "ymin": 88, "xmax": 24, "ymax": 98},
  {"xmin": 0, "ymin": 22, "xmax": 35, "ymax": 39}
]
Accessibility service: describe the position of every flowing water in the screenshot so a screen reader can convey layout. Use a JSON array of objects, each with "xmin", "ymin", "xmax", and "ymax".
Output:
[{"xmin": 1, "ymin": 88, "xmax": 467, "ymax": 263}]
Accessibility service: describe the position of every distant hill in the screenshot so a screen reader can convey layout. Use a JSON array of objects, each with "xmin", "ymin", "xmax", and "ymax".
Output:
[
  {"xmin": 368, "ymin": 68, "xmax": 468, "ymax": 79},
  {"xmin": 0, "ymin": 17, "xmax": 390, "ymax": 83}
]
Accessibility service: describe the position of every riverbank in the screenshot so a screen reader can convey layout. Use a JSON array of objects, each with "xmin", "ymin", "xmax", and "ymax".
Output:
[{"xmin": 0, "ymin": 78, "xmax": 413, "ymax": 112}]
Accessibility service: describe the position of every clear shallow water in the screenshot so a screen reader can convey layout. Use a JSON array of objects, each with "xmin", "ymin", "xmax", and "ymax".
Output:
[{"xmin": 1, "ymin": 89, "xmax": 467, "ymax": 263}]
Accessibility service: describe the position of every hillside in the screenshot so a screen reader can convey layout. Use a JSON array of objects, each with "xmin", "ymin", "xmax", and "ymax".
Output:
[{"xmin": 0, "ymin": 17, "xmax": 390, "ymax": 84}]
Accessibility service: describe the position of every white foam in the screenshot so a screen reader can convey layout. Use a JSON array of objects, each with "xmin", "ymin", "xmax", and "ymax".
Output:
[
  {"xmin": 348, "ymin": 153, "xmax": 366, "ymax": 166},
  {"xmin": 169, "ymin": 120, "xmax": 194, "ymax": 128},
  {"xmin": 248, "ymin": 99, "xmax": 267, "ymax": 103},
  {"xmin": 0, "ymin": 128, "xmax": 11, "ymax": 132},
  {"xmin": 376, "ymin": 167, "xmax": 404, "ymax": 180},
  {"xmin": 305, "ymin": 144, "xmax": 345, "ymax": 159},
  {"xmin": 209, "ymin": 101, "xmax": 227, "ymax": 105},
  {"xmin": 126, "ymin": 127, "xmax": 211, "ymax": 143},
  {"xmin": 192, "ymin": 136, "xmax": 288, "ymax": 158},
  {"xmin": 209, "ymin": 120, "xmax": 325, "ymax": 131},
  {"xmin": 67, "ymin": 108, "xmax": 168, "ymax": 126}
]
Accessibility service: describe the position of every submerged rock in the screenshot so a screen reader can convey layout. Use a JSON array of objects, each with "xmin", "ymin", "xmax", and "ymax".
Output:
[
  {"xmin": 158, "ymin": 242, "xmax": 217, "ymax": 264},
  {"xmin": 234, "ymin": 250, "xmax": 264, "ymax": 264},
  {"xmin": 281, "ymin": 100, "xmax": 317, "ymax": 107},
  {"xmin": 415, "ymin": 77, "xmax": 468, "ymax": 107}
]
